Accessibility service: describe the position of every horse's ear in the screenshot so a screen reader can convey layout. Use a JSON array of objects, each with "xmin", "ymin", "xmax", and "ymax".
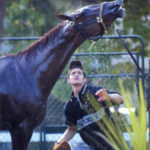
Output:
[{"xmin": 56, "ymin": 14, "xmax": 72, "ymax": 21}]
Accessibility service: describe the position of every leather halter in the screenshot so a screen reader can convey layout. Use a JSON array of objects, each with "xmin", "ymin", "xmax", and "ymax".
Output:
[{"xmin": 67, "ymin": 3, "xmax": 107, "ymax": 41}]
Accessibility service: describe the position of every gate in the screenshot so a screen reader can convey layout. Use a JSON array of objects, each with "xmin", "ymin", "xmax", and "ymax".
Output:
[{"xmin": 0, "ymin": 35, "xmax": 147, "ymax": 150}]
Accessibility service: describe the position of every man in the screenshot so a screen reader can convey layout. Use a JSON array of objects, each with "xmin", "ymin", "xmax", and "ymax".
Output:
[{"xmin": 53, "ymin": 60, "xmax": 123, "ymax": 150}]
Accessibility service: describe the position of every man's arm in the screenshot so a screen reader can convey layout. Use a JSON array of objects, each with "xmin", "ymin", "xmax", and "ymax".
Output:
[
  {"xmin": 96, "ymin": 89, "xmax": 123, "ymax": 105},
  {"xmin": 57, "ymin": 125, "xmax": 77, "ymax": 142},
  {"xmin": 53, "ymin": 126, "xmax": 77, "ymax": 150},
  {"xmin": 108, "ymin": 93, "xmax": 123, "ymax": 104}
]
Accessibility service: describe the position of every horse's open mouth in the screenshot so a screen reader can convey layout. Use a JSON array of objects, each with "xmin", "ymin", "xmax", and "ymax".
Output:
[
  {"xmin": 116, "ymin": 0, "xmax": 124, "ymax": 18},
  {"xmin": 108, "ymin": 2, "xmax": 125, "ymax": 19}
]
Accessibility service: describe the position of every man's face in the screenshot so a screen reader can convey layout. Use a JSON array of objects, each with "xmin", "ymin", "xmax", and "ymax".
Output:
[{"xmin": 67, "ymin": 68, "xmax": 86, "ymax": 85}]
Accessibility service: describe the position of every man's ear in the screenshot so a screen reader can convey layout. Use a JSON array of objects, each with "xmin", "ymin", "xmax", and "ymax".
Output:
[{"xmin": 56, "ymin": 14, "xmax": 72, "ymax": 21}]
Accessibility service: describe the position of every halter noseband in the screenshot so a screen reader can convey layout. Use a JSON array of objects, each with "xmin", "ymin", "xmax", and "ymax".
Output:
[{"xmin": 67, "ymin": 3, "xmax": 107, "ymax": 41}]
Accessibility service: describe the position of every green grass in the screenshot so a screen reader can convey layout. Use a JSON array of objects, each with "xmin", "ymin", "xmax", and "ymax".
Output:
[{"xmin": 84, "ymin": 80, "xmax": 150, "ymax": 150}]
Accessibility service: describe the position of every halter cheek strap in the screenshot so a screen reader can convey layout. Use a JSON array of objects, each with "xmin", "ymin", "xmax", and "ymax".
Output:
[
  {"xmin": 67, "ymin": 3, "xmax": 107, "ymax": 41},
  {"xmin": 97, "ymin": 3, "xmax": 107, "ymax": 32}
]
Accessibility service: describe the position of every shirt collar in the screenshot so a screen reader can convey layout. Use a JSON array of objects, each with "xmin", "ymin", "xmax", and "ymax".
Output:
[{"xmin": 70, "ymin": 84, "xmax": 87, "ymax": 98}]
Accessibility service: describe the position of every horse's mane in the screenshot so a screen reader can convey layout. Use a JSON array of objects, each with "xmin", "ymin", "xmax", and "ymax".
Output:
[{"xmin": 18, "ymin": 23, "xmax": 64, "ymax": 57}]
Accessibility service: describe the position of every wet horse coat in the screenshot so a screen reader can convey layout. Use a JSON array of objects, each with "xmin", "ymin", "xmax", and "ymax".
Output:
[{"xmin": 0, "ymin": 0, "xmax": 124, "ymax": 150}]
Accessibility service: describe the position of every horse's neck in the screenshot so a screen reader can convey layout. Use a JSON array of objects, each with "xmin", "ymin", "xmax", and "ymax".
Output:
[{"xmin": 18, "ymin": 23, "xmax": 85, "ymax": 96}]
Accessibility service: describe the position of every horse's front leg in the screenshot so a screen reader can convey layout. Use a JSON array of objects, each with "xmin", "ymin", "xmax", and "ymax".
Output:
[{"xmin": 10, "ymin": 120, "xmax": 34, "ymax": 150}]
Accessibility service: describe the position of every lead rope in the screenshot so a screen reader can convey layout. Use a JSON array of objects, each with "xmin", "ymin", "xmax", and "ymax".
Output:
[
  {"xmin": 115, "ymin": 27, "xmax": 148, "ymax": 81},
  {"xmin": 115, "ymin": 25, "xmax": 150, "ymax": 111}
]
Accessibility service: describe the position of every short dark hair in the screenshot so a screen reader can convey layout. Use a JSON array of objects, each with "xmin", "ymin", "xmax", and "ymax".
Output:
[
  {"xmin": 68, "ymin": 60, "xmax": 86, "ymax": 78},
  {"xmin": 69, "ymin": 60, "xmax": 83, "ymax": 70}
]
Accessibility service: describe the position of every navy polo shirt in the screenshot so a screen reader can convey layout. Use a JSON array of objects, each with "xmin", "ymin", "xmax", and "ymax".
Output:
[{"xmin": 64, "ymin": 84, "xmax": 118, "ymax": 148}]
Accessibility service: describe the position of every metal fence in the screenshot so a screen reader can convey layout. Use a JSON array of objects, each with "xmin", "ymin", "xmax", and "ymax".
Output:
[
  {"xmin": 38, "ymin": 51, "xmax": 142, "ymax": 150},
  {"xmin": 0, "ymin": 35, "xmax": 146, "ymax": 150}
]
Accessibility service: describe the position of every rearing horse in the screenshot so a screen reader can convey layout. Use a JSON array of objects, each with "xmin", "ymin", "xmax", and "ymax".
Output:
[{"xmin": 0, "ymin": 0, "xmax": 124, "ymax": 150}]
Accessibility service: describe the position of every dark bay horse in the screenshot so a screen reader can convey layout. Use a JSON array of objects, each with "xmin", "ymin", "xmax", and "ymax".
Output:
[{"xmin": 0, "ymin": 0, "xmax": 124, "ymax": 150}]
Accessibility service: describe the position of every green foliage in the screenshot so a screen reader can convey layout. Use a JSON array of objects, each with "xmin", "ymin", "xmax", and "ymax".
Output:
[
  {"xmin": 51, "ymin": 79, "xmax": 71, "ymax": 102},
  {"xmin": 122, "ymin": 0, "xmax": 150, "ymax": 56},
  {"xmin": 5, "ymin": 0, "xmax": 57, "ymax": 36},
  {"xmin": 117, "ymin": 80, "xmax": 148, "ymax": 149},
  {"xmin": 86, "ymin": 80, "xmax": 149, "ymax": 149},
  {"xmin": 1, "ymin": 0, "xmax": 150, "ymax": 55}
]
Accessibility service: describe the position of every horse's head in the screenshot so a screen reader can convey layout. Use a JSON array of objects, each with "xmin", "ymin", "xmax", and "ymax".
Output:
[{"xmin": 56, "ymin": 0, "xmax": 124, "ymax": 40}]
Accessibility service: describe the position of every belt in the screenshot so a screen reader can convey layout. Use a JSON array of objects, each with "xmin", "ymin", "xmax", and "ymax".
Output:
[{"xmin": 77, "ymin": 108, "xmax": 105, "ymax": 130}]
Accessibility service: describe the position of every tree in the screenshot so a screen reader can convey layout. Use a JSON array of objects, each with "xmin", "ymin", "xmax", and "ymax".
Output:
[
  {"xmin": 123, "ymin": 0, "xmax": 150, "ymax": 56},
  {"xmin": 0, "ymin": 0, "xmax": 5, "ymax": 38},
  {"xmin": 2, "ymin": 0, "xmax": 150, "ymax": 55},
  {"xmin": 4, "ymin": 0, "xmax": 57, "ymax": 36}
]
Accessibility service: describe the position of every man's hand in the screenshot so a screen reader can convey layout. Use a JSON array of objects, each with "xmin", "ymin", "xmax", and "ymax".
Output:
[
  {"xmin": 53, "ymin": 140, "xmax": 71, "ymax": 150},
  {"xmin": 95, "ymin": 89, "xmax": 110, "ymax": 101}
]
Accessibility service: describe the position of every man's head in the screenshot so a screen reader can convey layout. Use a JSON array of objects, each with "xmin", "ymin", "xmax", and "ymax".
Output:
[
  {"xmin": 67, "ymin": 60, "xmax": 87, "ymax": 86},
  {"xmin": 69, "ymin": 60, "xmax": 83, "ymax": 70}
]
